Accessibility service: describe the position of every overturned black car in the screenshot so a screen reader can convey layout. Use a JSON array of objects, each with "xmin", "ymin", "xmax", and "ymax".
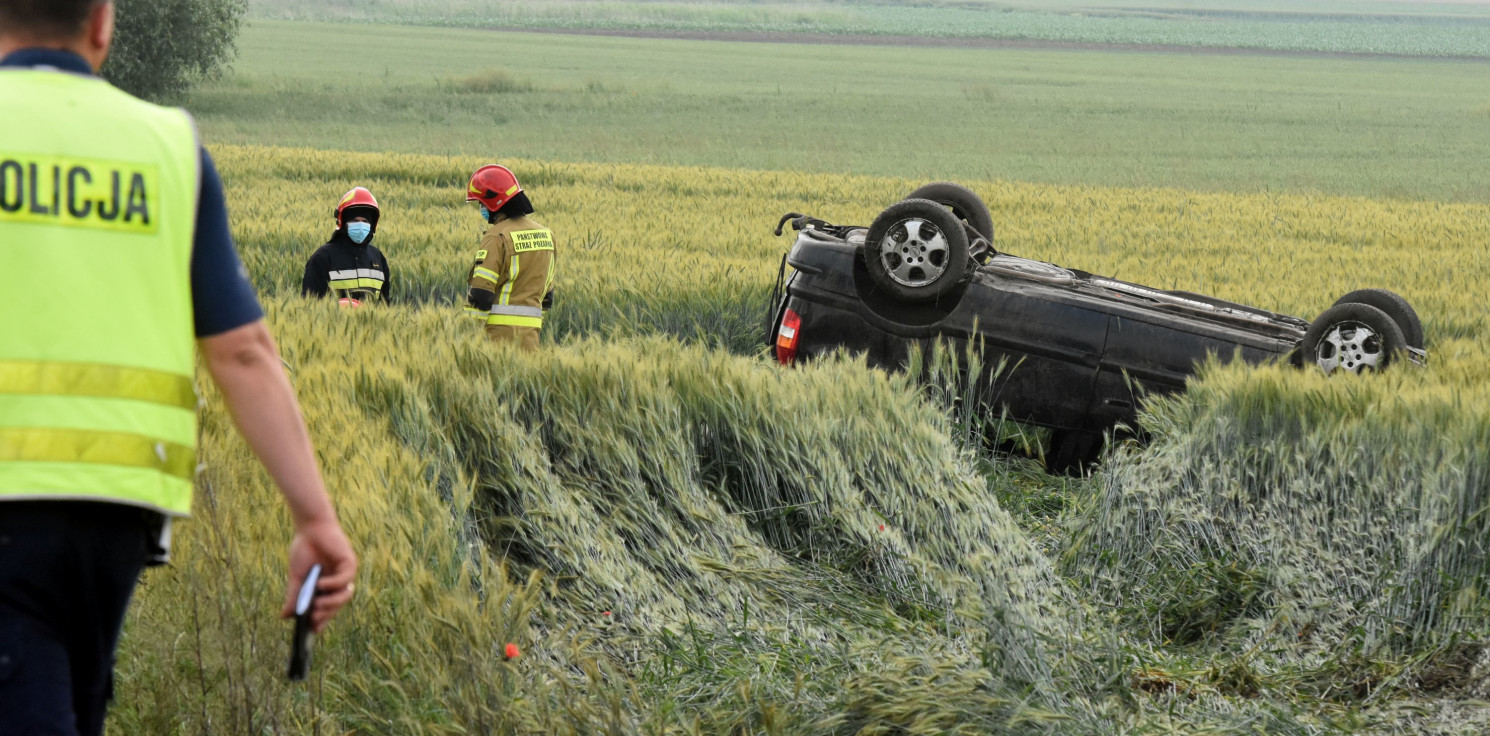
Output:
[{"xmin": 768, "ymin": 183, "xmax": 1426, "ymax": 473}]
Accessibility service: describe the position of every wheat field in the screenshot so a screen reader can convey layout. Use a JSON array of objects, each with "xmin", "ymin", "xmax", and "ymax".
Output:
[{"xmin": 107, "ymin": 145, "xmax": 1490, "ymax": 734}]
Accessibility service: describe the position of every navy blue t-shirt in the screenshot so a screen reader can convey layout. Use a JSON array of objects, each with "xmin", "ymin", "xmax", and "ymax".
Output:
[{"xmin": 1, "ymin": 49, "xmax": 264, "ymax": 337}]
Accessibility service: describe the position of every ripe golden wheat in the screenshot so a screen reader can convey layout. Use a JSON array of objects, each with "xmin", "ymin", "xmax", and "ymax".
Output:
[{"xmin": 106, "ymin": 145, "xmax": 1490, "ymax": 734}]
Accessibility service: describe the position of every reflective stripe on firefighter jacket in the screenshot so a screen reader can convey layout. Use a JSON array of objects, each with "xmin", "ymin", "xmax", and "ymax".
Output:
[
  {"xmin": 329, "ymin": 268, "xmax": 386, "ymax": 293},
  {"xmin": 468, "ymin": 214, "xmax": 555, "ymax": 349},
  {"xmin": 0, "ymin": 66, "xmax": 201, "ymax": 516}
]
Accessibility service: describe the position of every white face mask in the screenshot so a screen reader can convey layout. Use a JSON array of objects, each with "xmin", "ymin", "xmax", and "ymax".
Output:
[{"xmin": 347, "ymin": 222, "xmax": 372, "ymax": 244}]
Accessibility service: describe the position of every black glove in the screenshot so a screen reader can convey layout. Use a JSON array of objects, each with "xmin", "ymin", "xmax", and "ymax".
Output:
[
  {"xmin": 542, "ymin": 289, "xmax": 555, "ymax": 310},
  {"xmin": 468, "ymin": 287, "xmax": 495, "ymax": 311}
]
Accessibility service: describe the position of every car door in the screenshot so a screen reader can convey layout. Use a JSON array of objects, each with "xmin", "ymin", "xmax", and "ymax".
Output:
[{"xmin": 954, "ymin": 284, "xmax": 1109, "ymax": 431}]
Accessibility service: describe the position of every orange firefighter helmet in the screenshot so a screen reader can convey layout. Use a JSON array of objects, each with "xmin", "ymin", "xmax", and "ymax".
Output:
[
  {"xmin": 466, "ymin": 165, "xmax": 522, "ymax": 212},
  {"xmin": 334, "ymin": 187, "xmax": 380, "ymax": 228}
]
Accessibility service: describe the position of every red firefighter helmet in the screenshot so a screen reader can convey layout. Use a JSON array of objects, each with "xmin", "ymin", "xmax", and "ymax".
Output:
[
  {"xmin": 466, "ymin": 165, "xmax": 522, "ymax": 211},
  {"xmin": 334, "ymin": 187, "xmax": 380, "ymax": 228}
]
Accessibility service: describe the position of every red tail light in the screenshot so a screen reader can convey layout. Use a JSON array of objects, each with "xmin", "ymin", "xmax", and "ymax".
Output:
[{"xmin": 776, "ymin": 308, "xmax": 802, "ymax": 365}]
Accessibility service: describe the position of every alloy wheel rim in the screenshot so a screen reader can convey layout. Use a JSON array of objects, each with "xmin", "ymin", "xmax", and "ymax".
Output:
[
  {"xmin": 1315, "ymin": 321, "xmax": 1384, "ymax": 374},
  {"xmin": 878, "ymin": 218, "xmax": 949, "ymax": 287}
]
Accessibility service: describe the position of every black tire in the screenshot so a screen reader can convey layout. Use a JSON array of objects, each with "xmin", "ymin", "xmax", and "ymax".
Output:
[
  {"xmin": 1047, "ymin": 429, "xmax": 1103, "ymax": 476},
  {"xmin": 1301, "ymin": 302, "xmax": 1407, "ymax": 375},
  {"xmin": 862, "ymin": 198, "xmax": 971, "ymax": 303},
  {"xmin": 906, "ymin": 182, "xmax": 995, "ymax": 243},
  {"xmin": 1331, "ymin": 288, "xmax": 1424, "ymax": 349}
]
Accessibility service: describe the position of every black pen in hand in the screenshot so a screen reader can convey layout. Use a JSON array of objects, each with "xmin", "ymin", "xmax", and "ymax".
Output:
[{"xmin": 287, "ymin": 564, "xmax": 321, "ymax": 681}]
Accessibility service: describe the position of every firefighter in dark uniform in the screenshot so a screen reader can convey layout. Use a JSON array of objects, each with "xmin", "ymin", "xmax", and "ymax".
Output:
[
  {"xmin": 301, "ymin": 186, "xmax": 394, "ymax": 305},
  {"xmin": 0, "ymin": 2, "xmax": 357, "ymax": 734},
  {"xmin": 464, "ymin": 165, "xmax": 556, "ymax": 351}
]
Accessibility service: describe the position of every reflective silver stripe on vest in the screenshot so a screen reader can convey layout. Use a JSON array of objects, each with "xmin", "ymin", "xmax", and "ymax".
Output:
[
  {"xmin": 489, "ymin": 305, "xmax": 543, "ymax": 317},
  {"xmin": 328, "ymin": 269, "xmax": 385, "ymax": 280}
]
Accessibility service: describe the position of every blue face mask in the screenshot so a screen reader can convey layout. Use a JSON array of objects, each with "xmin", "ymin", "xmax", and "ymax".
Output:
[
  {"xmin": 479, "ymin": 204, "xmax": 492, "ymax": 221},
  {"xmin": 347, "ymin": 222, "xmax": 372, "ymax": 244}
]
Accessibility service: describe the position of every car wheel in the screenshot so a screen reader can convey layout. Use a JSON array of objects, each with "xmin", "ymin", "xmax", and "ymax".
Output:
[
  {"xmin": 1047, "ymin": 429, "xmax": 1103, "ymax": 476},
  {"xmin": 1331, "ymin": 288, "xmax": 1424, "ymax": 349},
  {"xmin": 862, "ymin": 198, "xmax": 971, "ymax": 303},
  {"xmin": 906, "ymin": 182, "xmax": 996, "ymax": 243},
  {"xmin": 1300, "ymin": 302, "xmax": 1407, "ymax": 375}
]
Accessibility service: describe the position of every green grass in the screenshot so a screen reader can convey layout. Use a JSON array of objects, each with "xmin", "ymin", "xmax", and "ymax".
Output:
[
  {"xmin": 195, "ymin": 21, "xmax": 1490, "ymax": 202},
  {"xmin": 246, "ymin": 0, "xmax": 1490, "ymax": 57},
  {"xmin": 113, "ymin": 307, "xmax": 1108, "ymax": 734},
  {"xmin": 113, "ymin": 294, "xmax": 1490, "ymax": 734}
]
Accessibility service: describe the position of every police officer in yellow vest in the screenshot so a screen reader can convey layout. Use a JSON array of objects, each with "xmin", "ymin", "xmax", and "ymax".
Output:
[
  {"xmin": 464, "ymin": 165, "xmax": 556, "ymax": 351},
  {"xmin": 0, "ymin": 3, "xmax": 357, "ymax": 733}
]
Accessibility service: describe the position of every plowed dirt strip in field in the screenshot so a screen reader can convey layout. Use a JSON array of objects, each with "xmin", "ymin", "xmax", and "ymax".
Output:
[
  {"xmin": 472, "ymin": 25, "xmax": 1490, "ymax": 62},
  {"xmin": 246, "ymin": 0, "xmax": 1490, "ymax": 58}
]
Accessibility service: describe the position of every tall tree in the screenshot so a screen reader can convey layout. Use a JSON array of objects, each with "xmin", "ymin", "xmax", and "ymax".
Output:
[{"xmin": 103, "ymin": 0, "xmax": 247, "ymax": 101}]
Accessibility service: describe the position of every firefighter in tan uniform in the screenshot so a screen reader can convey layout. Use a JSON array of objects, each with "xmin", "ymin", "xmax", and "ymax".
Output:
[{"xmin": 464, "ymin": 165, "xmax": 555, "ymax": 351}]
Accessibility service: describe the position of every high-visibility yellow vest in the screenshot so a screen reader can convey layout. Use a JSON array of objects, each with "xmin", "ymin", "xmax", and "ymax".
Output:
[{"xmin": 0, "ymin": 66, "xmax": 201, "ymax": 516}]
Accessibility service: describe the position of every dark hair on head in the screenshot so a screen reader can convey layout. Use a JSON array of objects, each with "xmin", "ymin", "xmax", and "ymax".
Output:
[
  {"xmin": 0, "ymin": 0, "xmax": 102, "ymax": 39},
  {"xmin": 498, "ymin": 191, "xmax": 535, "ymax": 218}
]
